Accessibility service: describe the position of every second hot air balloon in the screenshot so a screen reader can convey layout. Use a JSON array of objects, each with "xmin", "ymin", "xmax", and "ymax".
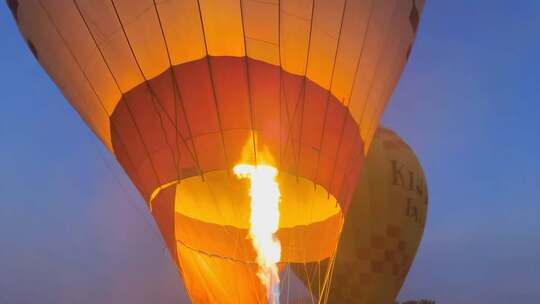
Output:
[{"xmin": 330, "ymin": 127, "xmax": 428, "ymax": 303}]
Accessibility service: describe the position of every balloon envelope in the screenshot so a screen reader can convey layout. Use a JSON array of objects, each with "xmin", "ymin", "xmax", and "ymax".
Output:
[
  {"xmin": 11, "ymin": 0, "xmax": 424, "ymax": 302},
  {"xmin": 330, "ymin": 127, "xmax": 428, "ymax": 303}
]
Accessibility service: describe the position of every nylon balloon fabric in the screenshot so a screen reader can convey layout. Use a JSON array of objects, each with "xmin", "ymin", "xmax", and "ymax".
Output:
[{"xmin": 11, "ymin": 0, "xmax": 424, "ymax": 302}]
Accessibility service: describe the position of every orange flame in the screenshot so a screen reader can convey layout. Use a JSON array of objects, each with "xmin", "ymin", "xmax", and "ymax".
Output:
[{"xmin": 234, "ymin": 162, "xmax": 281, "ymax": 304}]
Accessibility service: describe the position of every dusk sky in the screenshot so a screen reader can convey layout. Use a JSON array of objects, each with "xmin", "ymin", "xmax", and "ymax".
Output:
[{"xmin": 1, "ymin": 2, "xmax": 539, "ymax": 304}]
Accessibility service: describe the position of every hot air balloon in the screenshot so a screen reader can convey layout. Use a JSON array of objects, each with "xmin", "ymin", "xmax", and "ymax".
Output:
[
  {"xmin": 9, "ymin": 0, "xmax": 424, "ymax": 302},
  {"xmin": 326, "ymin": 127, "xmax": 428, "ymax": 303}
]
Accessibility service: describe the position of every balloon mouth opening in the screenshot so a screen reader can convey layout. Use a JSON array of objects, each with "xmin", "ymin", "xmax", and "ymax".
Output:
[{"xmin": 150, "ymin": 169, "xmax": 344, "ymax": 263}]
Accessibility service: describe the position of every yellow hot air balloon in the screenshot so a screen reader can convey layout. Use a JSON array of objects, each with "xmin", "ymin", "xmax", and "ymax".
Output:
[
  {"xmin": 10, "ymin": 0, "xmax": 424, "ymax": 302},
  {"xmin": 328, "ymin": 127, "xmax": 428, "ymax": 303}
]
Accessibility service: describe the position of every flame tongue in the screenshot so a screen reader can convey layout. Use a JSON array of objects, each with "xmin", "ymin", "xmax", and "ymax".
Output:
[{"xmin": 234, "ymin": 164, "xmax": 281, "ymax": 304}]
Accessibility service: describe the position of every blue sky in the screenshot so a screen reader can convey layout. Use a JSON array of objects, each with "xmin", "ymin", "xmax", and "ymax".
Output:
[{"xmin": 1, "ymin": 2, "xmax": 539, "ymax": 303}]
